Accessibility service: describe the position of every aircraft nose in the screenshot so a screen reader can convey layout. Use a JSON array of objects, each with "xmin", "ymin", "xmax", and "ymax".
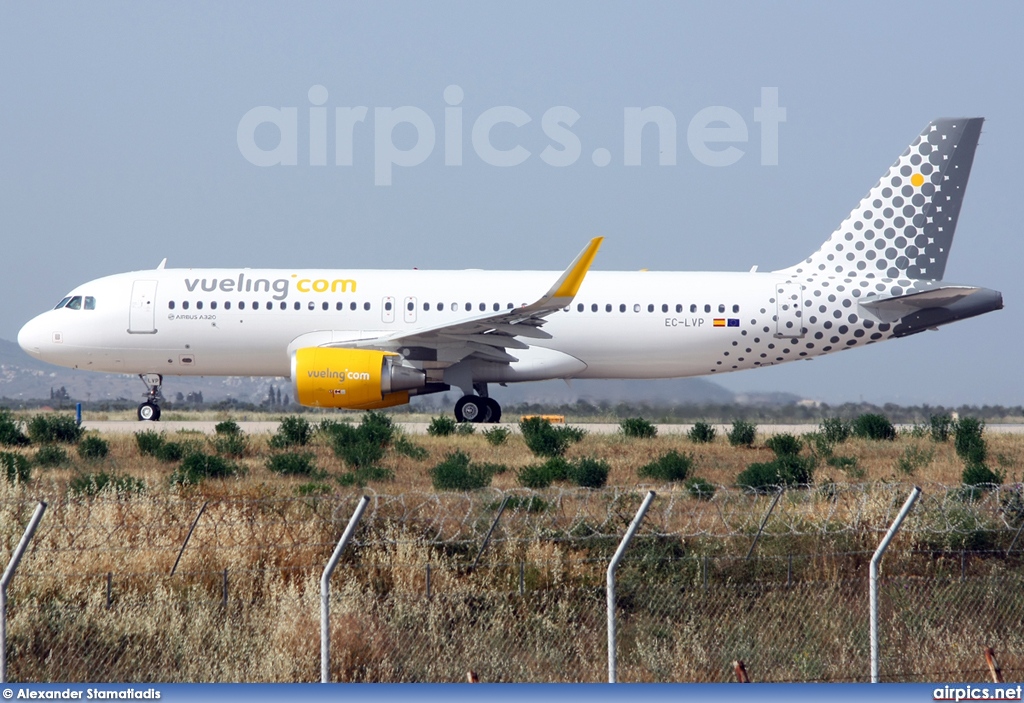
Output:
[{"xmin": 17, "ymin": 315, "xmax": 49, "ymax": 358}]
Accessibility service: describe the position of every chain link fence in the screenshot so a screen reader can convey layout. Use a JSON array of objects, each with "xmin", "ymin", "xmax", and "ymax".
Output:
[{"xmin": 2, "ymin": 484, "xmax": 1023, "ymax": 682}]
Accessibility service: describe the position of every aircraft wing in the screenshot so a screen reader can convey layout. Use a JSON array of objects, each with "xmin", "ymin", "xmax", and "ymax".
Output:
[{"xmin": 334, "ymin": 237, "xmax": 603, "ymax": 365}]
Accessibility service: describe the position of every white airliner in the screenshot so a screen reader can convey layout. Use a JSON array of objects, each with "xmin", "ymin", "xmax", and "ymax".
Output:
[{"xmin": 18, "ymin": 118, "xmax": 1002, "ymax": 422}]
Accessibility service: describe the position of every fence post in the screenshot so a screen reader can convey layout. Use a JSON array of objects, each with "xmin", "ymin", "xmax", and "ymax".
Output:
[
  {"xmin": 870, "ymin": 486, "xmax": 920, "ymax": 683},
  {"xmin": 607, "ymin": 490, "xmax": 655, "ymax": 683},
  {"xmin": 1, "ymin": 501, "xmax": 47, "ymax": 683},
  {"xmin": 170, "ymin": 501, "xmax": 208, "ymax": 576},
  {"xmin": 470, "ymin": 496, "xmax": 508, "ymax": 572},
  {"xmin": 321, "ymin": 495, "xmax": 369, "ymax": 684}
]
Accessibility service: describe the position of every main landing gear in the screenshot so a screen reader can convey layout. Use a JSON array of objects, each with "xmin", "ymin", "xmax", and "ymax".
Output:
[
  {"xmin": 137, "ymin": 373, "xmax": 163, "ymax": 422},
  {"xmin": 454, "ymin": 388, "xmax": 502, "ymax": 424}
]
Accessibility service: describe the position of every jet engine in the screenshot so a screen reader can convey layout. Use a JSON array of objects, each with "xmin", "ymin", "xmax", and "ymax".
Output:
[{"xmin": 291, "ymin": 347, "xmax": 425, "ymax": 409}]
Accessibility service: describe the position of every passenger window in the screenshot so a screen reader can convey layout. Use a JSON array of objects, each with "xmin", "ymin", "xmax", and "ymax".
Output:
[
  {"xmin": 591, "ymin": 304, "xmax": 598, "ymax": 312},
  {"xmin": 605, "ymin": 304, "xmax": 612, "ymax": 313},
  {"xmin": 647, "ymin": 304, "xmax": 654, "ymax": 313},
  {"xmin": 479, "ymin": 303, "xmax": 485, "ymax": 311},
  {"xmin": 239, "ymin": 302, "xmax": 245, "ymax": 310},
  {"xmin": 464, "ymin": 303, "xmax": 471, "ymax": 312},
  {"xmin": 294, "ymin": 302, "xmax": 301, "ymax": 311},
  {"xmin": 718, "ymin": 304, "xmax": 726, "ymax": 313},
  {"xmin": 619, "ymin": 304, "xmax": 626, "ymax": 313},
  {"xmin": 704, "ymin": 304, "xmax": 711, "ymax": 313},
  {"xmin": 493, "ymin": 303, "xmax": 500, "ymax": 312},
  {"xmin": 676, "ymin": 304, "xmax": 682, "ymax": 313},
  {"xmin": 633, "ymin": 304, "xmax": 641, "ymax": 313},
  {"xmin": 67, "ymin": 296, "xmax": 83, "ymax": 310},
  {"xmin": 196, "ymin": 301, "xmax": 203, "ymax": 310},
  {"xmin": 350, "ymin": 302, "xmax": 357, "ymax": 311},
  {"xmin": 407, "ymin": 301, "xmax": 414, "ymax": 311},
  {"xmin": 224, "ymin": 301, "xmax": 231, "ymax": 310},
  {"xmin": 364, "ymin": 302, "xmax": 371, "ymax": 311},
  {"xmin": 336, "ymin": 302, "xmax": 343, "ymax": 311},
  {"xmin": 211, "ymin": 302, "xmax": 218, "ymax": 310},
  {"xmin": 307, "ymin": 302, "xmax": 315, "ymax": 310},
  {"xmin": 181, "ymin": 301, "xmax": 189, "ymax": 311},
  {"xmin": 424, "ymin": 302, "xmax": 430, "ymax": 311},
  {"xmin": 732, "ymin": 304, "xmax": 740, "ymax": 313},
  {"xmin": 507, "ymin": 303, "xmax": 514, "ymax": 309},
  {"xmin": 577, "ymin": 304, "xmax": 584, "ymax": 312},
  {"xmin": 279, "ymin": 302, "xmax": 286, "ymax": 310},
  {"xmin": 253, "ymin": 301, "xmax": 259, "ymax": 310},
  {"xmin": 168, "ymin": 301, "xmax": 176, "ymax": 310},
  {"xmin": 322, "ymin": 302, "xmax": 328, "ymax": 311},
  {"xmin": 690, "ymin": 304, "xmax": 697, "ymax": 313},
  {"xmin": 384, "ymin": 301, "xmax": 392, "ymax": 311},
  {"xmin": 84, "ymin": 297, "xmax": 96, "ymax": 310},
  {"xmin": 661, "ymin": 304, "xmax": 668, "ymax": 313},
  {"xmin": 54, "ymin": 297, "xmax": 72, "ymax": 310}
]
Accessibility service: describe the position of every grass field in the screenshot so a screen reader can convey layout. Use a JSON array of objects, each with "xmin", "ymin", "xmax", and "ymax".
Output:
[{"xmin": 1, "ymin": 410, "xmax": 1022, "ymax": 682}]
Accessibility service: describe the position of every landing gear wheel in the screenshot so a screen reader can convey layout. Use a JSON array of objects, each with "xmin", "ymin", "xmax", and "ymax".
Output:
[
  {"xmin": 137, "ymin": 373, "xmax": 163, "ymax": 422},
  {"xmin": 483, "ymin": 397, "xmax": 502, "ymax": 423},
  {"xmin": 455, "ymin": 395, "xmax": 490, "ymax": 423},
  {"xmin": 138, "ymin": 402, "xmax": 161, "ymax": 422}
]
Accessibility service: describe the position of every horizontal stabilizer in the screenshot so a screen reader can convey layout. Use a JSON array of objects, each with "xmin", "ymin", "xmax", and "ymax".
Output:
[{"xmin": 860, "ymin": 285, "xmax": 983, "ymax": 320}]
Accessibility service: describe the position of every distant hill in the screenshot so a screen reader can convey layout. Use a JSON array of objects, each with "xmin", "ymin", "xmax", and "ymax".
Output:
[{"xmin": 0, "ymin": 337, "xmax": 789, "ymax": 407}]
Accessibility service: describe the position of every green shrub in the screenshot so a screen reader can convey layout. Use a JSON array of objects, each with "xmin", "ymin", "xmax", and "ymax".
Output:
[
  {"xmin": 561, "ymin": 425, "xmax": 588, "ymax": 442},
  {"xmin": 296, "ymin": 482, "xmax": 333, "ymax": 496},
  {"xmin": 34, "ymin": 444, "xmax": 68, "ymax": 467},
  {"xmin": 570, "ymin": 457, "xmax": 609, "ymax": 489},
  {"xmin": 501, "ymin": 495, "xmax": 549, "ymax": 512},
  {"xmin": 852, "ymin": 413, "xmax": 896, "ymax": 441},
  {"xmin": 214, "ymin": 420, "xmax": 242, "ymax": 436},
  {"xmin": 685, "ymin": 477, "xmax": 716, "ymax": 501},
  {"xmin": 269, "ymin": 416, "xmax": 313, "ymax": 448},
  {"xmin": 359, "ymin": 412, "xmax": 395, "ymax": 446},
  {"xmin": 336, "ymin": 465, "xmax": 395, "ymax": 487},
  {"xmin": 736, "ymin": 454, "xmax": 814, "ymax": 492},
  {"xmin": 455, "ymin": 422, "xmax": 476, "ymax": 435},
  {"xmin": 954, "ymin": 417, "xmax": 986, "ymax": 466},
  {"xmin": 427, "ymin": 416, "xmax": 457, "ymax": 437},
  {"xmin": 430, "ymin": 450, "xmax": 492, "ymax": 490},
  {"xmin": 77, "ymin": 435, "xmax": 109, "ymax": 460},
  {"xmin": 765, "ymin": 433, "xmax": 802, "ymax": 457},
  {"xmin": 517, "ymin": 463, "xmax": 553, "ymax": 489},
  {"xmin": 155, "ymin": 441, "xmax": 190, "ymax": 463},
  {"xmin": 519, "ymin": 417, "xmax": 576, "ymax": 457},
  {"xmin": 330, "ymin": 424, "xmax": 384, "ymax": 469},
  {"xmin": 620, "ymin": 417, "xmax": 657, "ymax": 439},
  {"xmin": 638, "ymin": 450, "xmax": 693, "ymax": 482},
  {"xmin": 0, "ymin": 410, "xmax": 30, "ymax": 447},
  {"xmin": 135, "ymin": 430, "xmax": 165, "ymax": 456},
  {"xmin": 69, "ymin": 472, "xmax": 145, "ymax": 497},
  {"xmin": 213, "ymin": 432, "xmax": 248, "ymax": 458},
  {"xmin": 393, "ymin": 436, "xmax": 429, "ymax": 460},
  {"xmin": 0, "ymin": 452, "xmax": 31, "ymax": 483},
  {"xmin": 688, "ymin": 421, "xmax": 716, "ymax": 444},
  {"xmin": 482, "ymin": 427, "xmax": 511, "ymax": 446},
  {"xmin": 171, "ymin": 452, "xmax": 240, "ymax": 485},
  {"xmin": 727, "ymin": 420, "xmax": 757, "ymax": 447},
  {"xmin": 819, "ymin": 418, "xmax": 851, "ymax": 445},
  {"xmin": 27, "ymin": 414, "xmax": 82, "ymax": 444},
  {"xmin": 266, "ymin": 452, "xmax": 317, "ymax": 476},
  {"xmin": 827, "ymin": 454, "xmax": 864, "ymax": 479},
  {"xmin": 805, "ymin": 432, "xmax": 834, "ymax": 460},
  {"xmin": 895, "ymin": 445, "xmax": 934, "ymax": 476},
  {"xmin": 961, "ymin": 462, "xmax": 1002, "ymax": 488},
  {"xmin": 929, "ymin": 414, "xmax": 953, "ymax": 443}
]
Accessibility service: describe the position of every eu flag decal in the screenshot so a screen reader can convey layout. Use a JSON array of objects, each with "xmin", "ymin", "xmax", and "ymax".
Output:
[
  {"xmin": 727, "ymin": 318, "xmax": 740, "ymax": 327},
  {"xmin": 713, "ymin": 319, "xmax": 725, "ymax": 327}
]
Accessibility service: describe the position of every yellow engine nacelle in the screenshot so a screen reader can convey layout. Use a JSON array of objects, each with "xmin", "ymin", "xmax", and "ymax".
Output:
[{"xmin": 291, "ymin": 347, "xmax": 424, "ymax": 409}]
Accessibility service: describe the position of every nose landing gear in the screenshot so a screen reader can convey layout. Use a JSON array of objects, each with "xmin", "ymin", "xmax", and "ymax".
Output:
[{"xmin": 137, "ymin": 373, "xmax": 163, "ymax": 421}]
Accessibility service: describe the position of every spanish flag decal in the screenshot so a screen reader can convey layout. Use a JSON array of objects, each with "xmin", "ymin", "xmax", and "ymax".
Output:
[{"xmin": 713, "ymin": 319, "xmax": 726, "ymax": 327}]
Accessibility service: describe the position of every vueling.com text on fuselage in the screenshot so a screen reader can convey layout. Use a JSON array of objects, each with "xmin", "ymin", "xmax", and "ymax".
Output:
[{"xmin": 182, "ymin": 274, "xmax": 358, "ymax": 301}]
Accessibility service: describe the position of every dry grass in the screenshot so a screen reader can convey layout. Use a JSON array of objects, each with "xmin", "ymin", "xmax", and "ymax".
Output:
[{"xmin": 1, "ymin": 417, "xmax": 1023, "ymax": 682}]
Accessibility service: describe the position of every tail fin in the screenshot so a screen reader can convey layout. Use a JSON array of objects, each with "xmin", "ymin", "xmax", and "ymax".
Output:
[{"xmin": 778, "ymin": 118, "xmax": 983, "ymax": 281}]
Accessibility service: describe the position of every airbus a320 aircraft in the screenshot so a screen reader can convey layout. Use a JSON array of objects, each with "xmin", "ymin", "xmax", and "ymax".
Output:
[{"xmin": 19, "ymin": 118, "xmax": 1002, "ymax": 422}]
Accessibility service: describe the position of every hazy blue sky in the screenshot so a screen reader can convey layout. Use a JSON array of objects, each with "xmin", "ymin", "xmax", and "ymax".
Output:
[{"xmin": 2, "ymin": 2, "xmax": 1021, "ymax": 405}]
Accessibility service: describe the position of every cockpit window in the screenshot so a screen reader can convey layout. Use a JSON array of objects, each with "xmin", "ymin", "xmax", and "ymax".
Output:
[
  {"xmin": 54, "ymin": 297, "xmax": 72, "ymax": 310},
  {"xmin": 84, "ymin": 296, "xmax": 96, "ymax": 310},
  {"xmin": 66, "ymin": 296, "xmax": 83, "ymax": 310}
]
